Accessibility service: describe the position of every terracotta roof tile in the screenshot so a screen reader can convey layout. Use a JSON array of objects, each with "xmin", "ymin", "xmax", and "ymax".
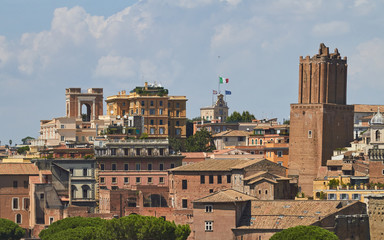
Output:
[
  {"xmin": 0, "ymin": 163, "xmax": 39, "ymax": 175},
  {"xmin": 326, "ymin": 160, "xmax": 343, "ymax": 166},
  {"xmin": 238, "ymin": 200, "xmax": 350, "ymax": 229},
  {"xmin": 213, "ymin": 130, "xmax": 251, "ymax": 137},
  {"xmin": 194, "ymin": 189, "xmax": 256, "ymax": 203},
  {"xmin": 169, "ymin": 159, "xmax": 251, "ymax": 172}
]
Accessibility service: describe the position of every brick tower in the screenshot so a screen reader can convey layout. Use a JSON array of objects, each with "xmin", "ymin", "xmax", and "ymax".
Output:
[
  {"xmin": 65, "ymin": 88, "xmax": 104, "ymax": 121},
  {"xmin": 288, "ymin": 44, "xmax": 354, "ymax": 196}
]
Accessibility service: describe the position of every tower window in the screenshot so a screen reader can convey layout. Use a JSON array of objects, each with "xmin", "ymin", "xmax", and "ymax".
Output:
[{"xmin": 308, "ymin": 130, "xmax": 312, "ymax": 138}]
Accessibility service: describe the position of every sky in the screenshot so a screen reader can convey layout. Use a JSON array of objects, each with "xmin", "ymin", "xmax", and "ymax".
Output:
[{"xmin": 1, "ymin": 0, "xmax": 384, "ymax": 145}]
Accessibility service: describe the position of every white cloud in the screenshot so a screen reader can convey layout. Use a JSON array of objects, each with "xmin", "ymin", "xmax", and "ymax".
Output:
[
  {"xmin": 352, "ymin": 0, "xmax": 375, "ymax": 15},
  {"xmin": 312, "ymin": 21, "xmax": 350, "ymax": 37},
  {"xmin": 94, "ymin": 55, "xmax": 137, "ymax": 79}
]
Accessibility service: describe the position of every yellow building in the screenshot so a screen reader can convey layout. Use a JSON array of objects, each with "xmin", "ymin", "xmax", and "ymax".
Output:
[{"xmin": 105, "ymin": 83, "xmax": 187, "ymax": 139}]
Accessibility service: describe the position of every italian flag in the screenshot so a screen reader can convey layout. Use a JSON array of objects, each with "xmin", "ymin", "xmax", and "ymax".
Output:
[{"xmin": 219, "ymin": 76, "xmax": 229, "ymax": 84}]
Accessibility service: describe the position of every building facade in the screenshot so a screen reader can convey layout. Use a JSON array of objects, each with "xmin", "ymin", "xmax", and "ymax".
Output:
[
  {"xmin": 105, "ymin": 83, "xmax": 187, "ymax": 139},
  {"xmin": 289, "ymin": 43, "xmax": 354, "ymax": 196},
  {"xmin": 200, "ymin": 94, "xmax": 229, "ymax": 122}
]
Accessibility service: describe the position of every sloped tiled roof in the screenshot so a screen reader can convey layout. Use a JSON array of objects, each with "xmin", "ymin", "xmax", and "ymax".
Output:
[
  {"xmin": 237, "ymin": 200, "xmax": 350, "ymax": 230},
  {"xmin": 0, "ymin": 163, "xmax": 39, "ymax": 175},
  {"xmin": 248, "ymin": 177, "xmax": 277, "ymax": 185},
  {"xmin": 181, "ymin": 152, "xmax": 207, "ymax": 158},
  {"xmin": 194, "ymin": 189, "xmax": 256, "ymax": 203},
  {"xmin": 326, "ymin": 160, "xmax": 343, "ymax": 166},
  {"xmin": 170, "ymin": 159, "xmax": 250, "ymax": 172},
  {"xmin": 213, "ymin": 130, "xmax": 251, "ymax": 137}
]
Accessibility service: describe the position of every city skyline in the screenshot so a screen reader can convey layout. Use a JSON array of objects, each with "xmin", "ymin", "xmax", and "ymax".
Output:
[{"xmin": 1, "ymin": 0, "xmax": 384, "ymax": 144}]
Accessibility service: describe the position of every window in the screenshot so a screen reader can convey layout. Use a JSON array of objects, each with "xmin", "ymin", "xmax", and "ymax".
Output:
[
  {"xmin": 176, "ymin": 103, "xmax": 180, "ymax": 108},
  {"xmin": 265, "ymin": 190, "xmax": 268, "ymax": 194},
  {"xmin": 13, "ymin": 181, "xmax": 18, "ymax": 188},
  {"xmin": 159, "ymin": 128, "xmax": 164, "ymax": 134},
  {"xmin": 141, "ymin": 109, "xmax": 145, "ymax": 115},
  {"xmin": 111, "ymin": 148, "xmax": 116, "ymax": 156},
  {"xmin": 124, "ymin": 148, "xmax": 129, "ymax": 155},
  {"xmin": 70, "ymin": 168, "xmax": 74, "ymax": 175},
  {"xmin": 209, "ymin": 175, "xmax": 214, "ymax": 184},
  {"xmin": 148, "ymin": 177, "xmax": 153, "ymax": 183},
  {"xmin": 217, "ymin": 175, "xmax": 222, "ymax": 184},
  {"xmin": 182, "ymin": 199, "xmax": 188, "ymax": 208},
  {"xmin": 136, "ymin": 148, "xmax": 141, "ymax": 156},
  {"xmin": 175, "ymin": 128, "xmax": 181, "ymax": 135},
  {"xmin": 112, "ymin": 177, "xmax": 117, "ymax": 184},
  {"xmin": 23, "ymin": 198, "xmax": 30, "ymax": 210},
  {"xmin": 277, "ymin": 161, "xmax": 283, "ymax": 166},
  {"xmin": 182, "ymin": 180, "xmax": 188, "ymax": 189},
  {"xmin": 238, "ymin": 137, "xmax": 245, "ymax": 141},
  {"xmin": 16, "ymin": 214, "xmax": 22, "ymax": 224},
  {"xmin": 328, "ymin": 193, "xmax": 336, "ymax": 200},
  {"xmin": 224, "ymin": 137, "xmax": 228, "ymax": 142},
  {"xmin": 382, "ymin": 169, "xmax": 384, "ymax": 175},
  {"xmin": 61, "ymin": 124, "xmax": 65, "ymax": 129},
  {"xmin": 124, "ymin": 163, "xmax": 129, "ymax": 171},
  {"xmin": 159, "ymin": 177, "xmax": 164, "ymax": 183},
  {"xmin": 377, "ymin": 130, "xmax": 381, "ymax": 141},
  {"xmin": 150, "ymin": 101, "xmax": 154, "ymax": 106},
  {"xmin": 277, "ymin": 151, "xmax": 283, "ymax": 157},
  {"xmin": 308, "ymin": 130, "xmax": 312, "ymax": 138},
  {"xmin": 40, "ymin": 193, "xmax": 44, "ymax": 199},
  {"xmin": 49, "ymin": 217, "xmax": 54, "ymax": 225},
  {"xmin": 159, "ymin": 101, "xmax": 163, "ymax": 106},
  {"xmin": 82, "ymin": 136, "xmax": 85, "ymax": 142},
  {"xmin": 159, "ymin": 109, "xmax": 163, "ymax": 115},
  {"xmin": 148, "ymin": 149, "xmax": 152, "ymax": 156},
  {"xmin": 159, "ymin": 120, "xmax": 163, "ymax": 125},
  {"xmin": 205, "ymin": 205, "xmax": 213, "ymax": 213},
  {"xmin": 83, "ymin": 168, "xmax": 87, "ymax": 176},
  {"xmin": 112, "ymin": 163, "xmax": 117, "ymax": 171},
  {"xmin": 171, "ymin": 163, "xmax": 175, "ymax": 168},
  {"xmin": 148, "ymin": 163, "xmax": 153, "ymax": 170},
  {"xmin": 124, "ymin": 177, "xmax": 129, "ymax": 184},
  {"xmin": 100, "ymin": 177, "xmax": 105, "ymax": 184},
  {"xmin": 61, "ymin": 136, "xmax": 65, "ymax": 141},
  {"xmin": 141, "ymin": 101, "xmax": 145, "ymax": 106},
  {"xmin": 160, "ymin": 148, "xmax": 164, "ymax": 155},
  {"xmin": 100, "ymin": 163, "xmax": 105, "ymax": 170},
  {"xmin": 227, "ymin": 175, "xmax": 231, "ymax": 183},
  {"xmin": 176, "ymin": 110, "xmax": 180, "ymax": 117},
  {"xmin": 200, "ymin": 175, "xmax": 205, "ymax": 184},
  {"xmin": 352, "ymin": 194, "xmax": 361, "ymax": 200},
  {"xmin": 260, "ymin": 139, "xmax": 263, "ymax": 145},
  {"xmin": 89, "ymin": 136, "xmax": 93, "ymax": 141},
  {"xmin": 205, "ymin": 221, "xmax": 213, "ymax": 231},
  {"xmin": 12, "ymin": 198, "xmax": 19, "ymax": 210},
  {"xmin": 160, "ymin": 163, "xmax": 164, "ymax": 170},
  {"xmin": 150, "ymin": 128, "xmax": 155, "ymax": 134},
  {"xmin": 150, "ymin": 109, "xmax": 155, "ymax": 115},
  {"xmin": 176, "ymin": 121, "xmax": 180, "ymax": 126},
  {"xmin": 136, "ymin": 177, "xmax": 141, "ymax": 183},
  {"xmin": 340, "ymin": 193, "xmax": 349, "ymax": 200}
]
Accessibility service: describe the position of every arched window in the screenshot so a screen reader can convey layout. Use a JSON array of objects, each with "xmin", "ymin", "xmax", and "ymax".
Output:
[
  {"xmin": 255, "ymin": 139, "xmax": 258, "ymax": 145},
  {"xmin": 251, "ymin": 139, "xmax": 254, "ymax": 145},
  {"xmin": 376, "ymin": 130, "xmax": 381, "ymax": 142},
  {"xmin": 260, "ymin": 139, "xmax": 263, "ymax": 145},
  {"xmin": 16, "ymin": 214, "xmax": 22, "ymax": 224},
  {"xmin": 82, "ymin": 185, "xmax": 91, "ymax": 199},
  {"xmin": 71, "ymin": 185, "xmax": 78, "ymax": 199}
]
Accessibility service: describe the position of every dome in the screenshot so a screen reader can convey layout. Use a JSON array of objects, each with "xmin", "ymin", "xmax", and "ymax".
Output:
[{"xmin": 371, "ymin": 108, "xmax": 384, "ymax": 125}]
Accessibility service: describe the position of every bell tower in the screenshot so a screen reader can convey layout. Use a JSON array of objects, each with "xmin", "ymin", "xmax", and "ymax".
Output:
[{"xmin": 65, "ymin": 88, "xmax": 103, "ymax": 121}]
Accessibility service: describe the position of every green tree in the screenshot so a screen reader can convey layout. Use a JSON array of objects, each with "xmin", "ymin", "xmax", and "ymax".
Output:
[
  {"xmin": 17, "ymin": 146, "xmax": 30, "ymax": 155},
  {"xmin": 283, "ymin": 119, "xmax": 290, "ymax": 125},
  {"xmin": 9, "ymin": 140, "xmax": 12, "ymax": 147},
  {"xmin": 0, "ymin": 218, "xmax": 25, "ymax": 240},
  {"xmin": 169, "ymin": 137, "xmax": 185, "ymax": 153},
  {"xmin": 21, "ymin": 136, "xmax": 34, "ymax": 145},
  {"xmin": 270, "ymin": 225, "xmax": 339, "ymax": 240},
  {"xmin": 40, "ymin": 215, "xmax": 190, "ymax": 240},
  {"xmin": 185, "ymin": 128, "xmax": 215, "ymax": 152},
  {"xmin": 226, "ymin": 111, "xmax": 255, "ymax": 123},
  {"xmin": 328, "ymin": 179, "xmax": 340, "ymax": 189}
]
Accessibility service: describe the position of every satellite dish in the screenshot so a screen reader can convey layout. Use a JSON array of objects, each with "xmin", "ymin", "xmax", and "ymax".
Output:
[{"xmin": 110, "ymin": 110, "xmax": 114, "ymax": 114}]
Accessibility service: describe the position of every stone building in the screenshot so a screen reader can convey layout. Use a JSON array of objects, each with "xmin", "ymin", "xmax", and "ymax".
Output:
[
  {"xmin": 0, "ymin": 163, "xmax": 39, "ymax": 230},
  {"xmin": 169, "ymin": 158, "xmax": 290, "ymax": 212},
  {"xmin": 200, "ymin": 94, "xmax": 229, "ymax": 122},
  {"xmin": 37, "ymin": 88, "xmax": 107, "ymax": 146},
  {"xmin": 289, "ymin": 43, "xmax": 354, "ymax": 196},
  {"xmin": 193, "ymin": 190, "xmax": 369, "ymax": 240},
  {"xmin": 105, "ymin": 82, "xmax": 187, "ymax": 139}
]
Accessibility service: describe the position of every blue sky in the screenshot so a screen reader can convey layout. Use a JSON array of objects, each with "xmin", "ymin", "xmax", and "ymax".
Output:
[{"xmin": 1, "ymin": 0, "xmax": 384, "ymax": 145}]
